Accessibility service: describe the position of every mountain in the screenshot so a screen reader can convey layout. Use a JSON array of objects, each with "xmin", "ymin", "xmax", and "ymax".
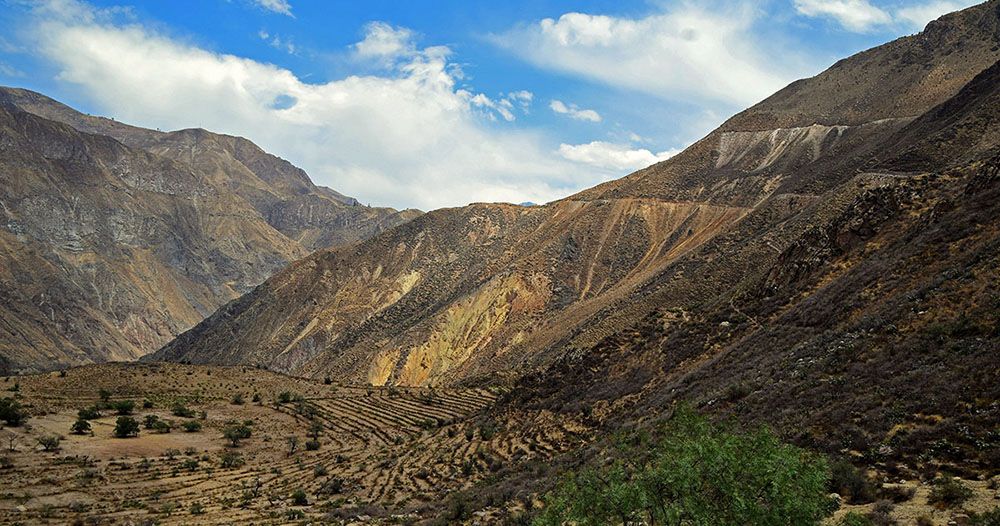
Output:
[
  {"xmin": 153, "ymin": 0, "xmax": 1000, "ymax": 396},
  {"xmin": 0, "ymin": 90, "xmax": 418, "ymax": 374}
]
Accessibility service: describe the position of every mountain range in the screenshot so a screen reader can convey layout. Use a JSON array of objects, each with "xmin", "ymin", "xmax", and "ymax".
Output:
[{"xmin": 0, "ymin": 88, "xmax": 418, "ymax": 373}]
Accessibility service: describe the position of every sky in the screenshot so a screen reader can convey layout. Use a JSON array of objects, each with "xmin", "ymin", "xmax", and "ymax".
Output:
[{"xmin": 0, "ymin": 0, "xmax": 982, "ymax": 210}]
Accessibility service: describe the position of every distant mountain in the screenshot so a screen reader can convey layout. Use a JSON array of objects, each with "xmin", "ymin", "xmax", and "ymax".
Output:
[
  {"xmin": 152, "ymin": 0, "xmax": 1000, "ymax": 399},
  {"xmin": 0, "ymin": 89, "xmax": 418, "ymax": 373}
]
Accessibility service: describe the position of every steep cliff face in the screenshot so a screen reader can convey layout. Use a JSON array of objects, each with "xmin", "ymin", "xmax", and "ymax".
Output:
[
  {"xmin": 153, "ymin": 2, "xmax": 1000, "ymax": 387},
  {"xmin": 0, "ymin": 92, "xmax": 417, "ymax": 373}
]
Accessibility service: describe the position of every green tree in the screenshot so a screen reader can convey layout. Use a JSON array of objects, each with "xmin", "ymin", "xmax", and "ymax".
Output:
[
  {"xmin": 77, "ymin": 406, "xmax": 101, "ymax": 420},
  {"xmin": 114, "ymin": 416, "xmax": 140, "ymax": 438},
  {"xmin": 534, "ymin": 407, "xmax": 832, "ymax": 526},
  {"xmin": 71, "ymin": 419, "xmax": 92, "ymax": 435},
  {"xmin": 112, "ymin": 400, "xmax": 135, "ymax": 415},
  {"xmin": 223, "ymin": 421, "xmax": 252, "ymax": 447},
  {"xmin": 0, "ymin": 398, "xmax": 27, "ymax": 426},
  {"xmin": 37, "ymin": 435, "xmax": 61, "ymax": 451}
]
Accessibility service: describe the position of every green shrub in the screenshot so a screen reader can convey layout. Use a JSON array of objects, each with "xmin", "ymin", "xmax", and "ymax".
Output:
[
  {"xmin": 220, "ymin": 451, "xmax": 244, "ymax": 468},
  {"xmin": 928, "ymin": 477, "xmax": 973, "ymax": 508},
  {"xmin": 77, "ymin": 406, "xmax": 101, "ymax": 420},
  {"xmin": 290, "ymin": 488, "xmax": 308, "ymax": 506},
  {"xmin": 112, "ymin": 400, "xmax": 135, "ymax": 415},
  {"xmin": 223, "ymin": 421, "xmax": 252, "ymax": 447},
  {"xmin": 534, "ymin": 407, "xmax": 831, "ymax": 526},
  {"xmin": 143, "ymin": 415, "xmax": 160, "ymax": 429},
  {"xmin": 829, "ymin": 459, "xmax": 877, "ymax": 504},
  {"xmin": 0, "ymin": 398, "xmax": 28, "ymax": 426},
  {"xmin": 114, "ymin": 416, "xmax": 140, "ymax": 438},
  {"xmin": 171, "ymin": 403, "xmax": 195, "ymax": 418},
  {"xmin": 37, "ymin": 435, "xmax": 61, "ymax": 451},
  {"xmin": 971, "ymin": 507, "xmax": 1000, "ymax": 526},
  {"xmin": 182, "ymin": 420, "xmax": 202, "ymax": 433},
  {"xmin": 231, "ymin": 394, "xmax": 244, "ymax": 405},
  {"xmin": 152, "ymin": 420, "xmax": 172, "ymax": 434},
  {"xmin": 305, "ymin": 439, "xmax": 320, "ymax": 451},
  {"xmin": 71, "ymin": 419, "xmax": 92, "ymax": 435}
]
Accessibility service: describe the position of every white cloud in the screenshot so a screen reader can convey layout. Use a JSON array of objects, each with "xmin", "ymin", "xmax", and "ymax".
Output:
[
  {"xmin": 252, "ymin": 0, "xmax": 293, "ymax": 17},
  {"xmin": 0, "ymin": 62, "xmax": 26, "ymax": 78},
  {"xmin": 895, "ymin": 1, "xmax": 979, "ymax": 30},
  {"xmin": 351, "ymin": 21, "xmax": 414, "ymax": 62},
  {"xmin": 258, "ymin": 29, "xmax": 296, "ymax": 54},
  {"xmin": 549, "ymin": 99, "xmax": 601, "ymax": 122},
  {"xmin": 558, "ymin": 141, "xmax": 679, "ymax": 171},
  {"xmin": 493, "ymin": 4, "xmax": 804, "ymax": 106},
  {"xmin": 27, "ymin": 1, "xmax": 622, "ymax": 210},
  {"xmin": 794, "ymin": 0, "xmax": 978, "ymax": 33},
  {"xmin": 793, "ymin": 0, "xmax": 891, "ymax": 32}
]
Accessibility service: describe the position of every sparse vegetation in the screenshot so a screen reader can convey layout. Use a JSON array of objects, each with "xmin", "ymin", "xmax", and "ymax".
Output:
[{"xmin": 928, "ymin": 477, "xmax": 973, "ymax": 508}]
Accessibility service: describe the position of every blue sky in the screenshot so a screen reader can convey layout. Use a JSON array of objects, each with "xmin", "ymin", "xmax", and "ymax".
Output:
[{"xmin": 0, "ymin": 0, "xmax": 981, "ymax": 210}]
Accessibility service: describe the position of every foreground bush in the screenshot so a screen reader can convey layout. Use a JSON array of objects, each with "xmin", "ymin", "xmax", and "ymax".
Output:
[{"xmin": 534, "ymin": 407, "xmax": 832, "ymax": 526}]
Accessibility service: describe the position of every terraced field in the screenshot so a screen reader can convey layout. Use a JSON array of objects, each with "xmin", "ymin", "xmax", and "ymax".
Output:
[{"xmin": 0, "ymin": 363, "xmax": 582, "ymax": 524}]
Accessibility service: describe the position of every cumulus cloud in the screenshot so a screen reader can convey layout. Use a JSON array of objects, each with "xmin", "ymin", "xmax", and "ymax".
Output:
[
  {"xmin": 793, "ymin": 0, "xmax": 891, "ymax": 32},
  {"xmin": 252, "ymin": 0, "xmax": 293, "ymax": 17},
  {"xmin": 492, "ymin": 3, "xmax": 804, "ymax": 106},
  {"xmin": 558, "ymin": 141, "xmax": 679, "ymax": 171},
  {"xmin": 549, "ymin": 100, "xmax": 601, "ymax": 122},
  {"xmin": 24, "ymin": 1, "xmax": 630, "ymax": 210}
]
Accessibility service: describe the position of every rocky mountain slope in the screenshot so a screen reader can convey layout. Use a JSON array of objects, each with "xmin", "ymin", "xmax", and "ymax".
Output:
[
  {"xmin": 0, "ymin": 91, "xmax": 418, "ymax": 374},
  {"xmin": 154, "ymin": 1, "xmax": 1000, "ymax": 394}
]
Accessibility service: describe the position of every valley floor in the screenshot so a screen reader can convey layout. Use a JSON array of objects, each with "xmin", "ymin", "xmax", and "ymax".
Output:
[{"xmin": 0, "ymin": 363, "xmax": 582, "ymax": 525}]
